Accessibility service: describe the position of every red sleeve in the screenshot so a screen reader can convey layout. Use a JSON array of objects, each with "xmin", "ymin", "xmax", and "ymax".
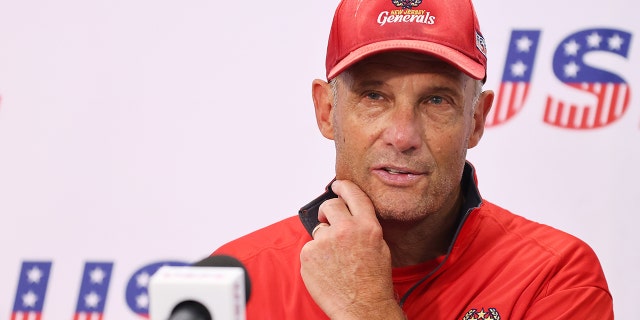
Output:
[{"xmin": 523, "ymin": 237, "xmax": 613, "ymax": 319}]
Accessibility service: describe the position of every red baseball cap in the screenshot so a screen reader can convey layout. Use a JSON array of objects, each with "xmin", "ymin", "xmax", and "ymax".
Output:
[{"xmin": 325, "ymin": 0, "xmax": 487, "ymax": 81}]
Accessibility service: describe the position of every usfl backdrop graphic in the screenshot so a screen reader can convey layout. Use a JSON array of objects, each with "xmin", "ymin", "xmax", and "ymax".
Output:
[{"xmin": 0, "ymin": 0, "xmax": 637, "ymax": 318}]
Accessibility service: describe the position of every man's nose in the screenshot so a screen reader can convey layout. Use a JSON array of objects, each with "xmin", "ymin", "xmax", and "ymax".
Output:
[{"xmin": 380, "ymin": 104, "xmax": 422, "ymax": 153}]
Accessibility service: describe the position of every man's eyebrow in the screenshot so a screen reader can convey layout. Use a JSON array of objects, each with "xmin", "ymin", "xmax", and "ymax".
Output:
[
  {"xmin": 426, "ymin": 85, "xmax": 462, "ymax": 95},
  {"xmin": 350, "ymin": 79, "xmax": 386, "ymax": 90},
  {"xmin": 352, "ymin": 80, "xmax": 462, "ymax": 96}
]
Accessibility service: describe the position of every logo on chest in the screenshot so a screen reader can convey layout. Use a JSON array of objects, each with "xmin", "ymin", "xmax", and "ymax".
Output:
[{"xmin": 462, "ymin": 308, "xmax": 501, "ymax": 320}]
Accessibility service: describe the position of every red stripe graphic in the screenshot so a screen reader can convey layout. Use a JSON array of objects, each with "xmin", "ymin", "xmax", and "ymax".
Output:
[
  {"xmin": 486, "ymin": 82, "xmax": 530, "ymax": 127},
  {"xmin": 74, "ymin": 312, "xmax": 104, "ymax": 320},
  {"xmin": 544, "ymin": 82, "xmax": 630, "ymax": 129},
  {"xmin": 11, "ymin": 312, "xmax": 42, "ymax": 320}
]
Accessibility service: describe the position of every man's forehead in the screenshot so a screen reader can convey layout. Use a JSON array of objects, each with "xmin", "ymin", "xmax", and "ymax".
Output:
[{"xmin": 341, "ymin": 51, "xmax": 468, "ymax": 82}]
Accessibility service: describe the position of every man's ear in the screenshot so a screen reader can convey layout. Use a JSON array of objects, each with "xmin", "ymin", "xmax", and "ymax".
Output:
[
  {"xmin": 468, "ymin": 90, "xmax": 494, "ymax": 149},
  {"xmin": 312, "ymin": 79, "xmax": 335, "ymax": 140}
]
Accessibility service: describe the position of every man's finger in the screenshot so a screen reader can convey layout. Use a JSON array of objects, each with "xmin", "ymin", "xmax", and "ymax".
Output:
[
  {"xmin": 318, "ymin": 197, "xmax": 353, "ymax": 225},
  {"xmin": 311, "ymin": 222, "xmax": 330, "ymax": 239},
  {"xmin": 330, "ymin": 180, "xmax": 376, "ymax": 219}
]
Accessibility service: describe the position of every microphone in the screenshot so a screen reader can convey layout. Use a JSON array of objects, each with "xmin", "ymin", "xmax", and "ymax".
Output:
[{"xmin": 149, "ymin": 255, "xmax": 251, "ymax": 320}]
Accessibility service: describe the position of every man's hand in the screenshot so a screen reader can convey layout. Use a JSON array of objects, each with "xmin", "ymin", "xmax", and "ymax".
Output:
[{"xmin": 300, "ymin": 180, "xmax": 406, "ymax": 319}]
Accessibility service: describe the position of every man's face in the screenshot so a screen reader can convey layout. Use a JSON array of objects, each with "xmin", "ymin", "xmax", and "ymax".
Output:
[{"xmin": 315, "ymin": 52, "xmax": 490, "ymax": 222}]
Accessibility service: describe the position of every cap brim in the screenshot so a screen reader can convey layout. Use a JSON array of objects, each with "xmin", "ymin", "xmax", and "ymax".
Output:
[{"xmin": 327, "ymin": 39, "xmax": 486, "ymax": 81}]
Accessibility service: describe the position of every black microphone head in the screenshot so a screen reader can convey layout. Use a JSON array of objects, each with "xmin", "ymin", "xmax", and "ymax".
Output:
[{"xmin": 193, "ymin": 255, "xmax": 251, "ymax": 303}]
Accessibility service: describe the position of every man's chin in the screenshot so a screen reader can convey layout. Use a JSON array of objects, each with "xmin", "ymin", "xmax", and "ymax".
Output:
[{"xmin": 373, "ymin": 202, "xmax": 433, "ymax": 223}]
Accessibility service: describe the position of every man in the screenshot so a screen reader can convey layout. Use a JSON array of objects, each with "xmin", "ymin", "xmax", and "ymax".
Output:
[{"xmin": 214, "ymin": 0, "xmax": 613, "ymax": 319}]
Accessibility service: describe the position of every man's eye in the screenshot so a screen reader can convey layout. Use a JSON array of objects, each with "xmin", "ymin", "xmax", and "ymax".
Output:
[
  {"xmin": 428, "ymin": 96, "xmax": 445, "ymax": 104},
  {"xmin": 365, "ymin": 92, "xmax": 383, "ymax": 100}
]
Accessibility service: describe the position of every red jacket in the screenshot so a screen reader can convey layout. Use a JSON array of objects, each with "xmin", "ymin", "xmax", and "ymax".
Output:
[{"xmin": 214, "ymin": 164, "xmax": 613, "ymax": 319}]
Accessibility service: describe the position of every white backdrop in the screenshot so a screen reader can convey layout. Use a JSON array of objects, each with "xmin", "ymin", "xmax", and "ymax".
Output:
[{"xmin": 0, "ymin": 0, "xmax": 637, "ymax": 318}]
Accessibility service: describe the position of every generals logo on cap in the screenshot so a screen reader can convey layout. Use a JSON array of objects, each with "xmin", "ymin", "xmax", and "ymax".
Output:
[
  {"xmin": 392, "ymin": 0, "xmax": 423, "ymax": 9},
  {"xmin": 378, "ymin": 0, "xmax": 435, "ymax": 26}
]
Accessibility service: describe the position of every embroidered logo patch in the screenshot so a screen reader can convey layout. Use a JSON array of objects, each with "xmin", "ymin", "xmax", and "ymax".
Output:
[
  {"xmin": 392, "ymin": 0, "xmax": 423, "ymax": 10},
  {"xmin": 476, "ymin": 31, "xmax": 488, "ymax": 57},
  {"xmin": 462, "ymin": 308, "xmax": 501, "ymax": 320},
  {"xmin": 377, "ymin": 0, "xmax": 435, "ymax": 26}
]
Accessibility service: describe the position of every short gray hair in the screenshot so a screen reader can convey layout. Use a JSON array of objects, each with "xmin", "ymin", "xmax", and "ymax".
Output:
[{"xmin": 329, "ymin": 72, "xmax": 347, "ymax": 108}]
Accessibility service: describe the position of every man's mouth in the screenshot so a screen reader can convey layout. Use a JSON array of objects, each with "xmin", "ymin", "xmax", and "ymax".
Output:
[
  {"xmin": 373, "ymin": 165, "xmax": 425, "ymax": 186},
  {"xmin": 380, "ymin": 166, "xmax": 424, "ymax": 176},
  {"xmin": 383, "ymin": 167, "xmax": 411, "ymax": 175}
]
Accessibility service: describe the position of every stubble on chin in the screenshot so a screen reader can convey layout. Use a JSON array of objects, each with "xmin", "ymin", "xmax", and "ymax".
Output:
[{"xmin": 365, "ymin": 173, "xmax": 461, "ymax": 224}]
